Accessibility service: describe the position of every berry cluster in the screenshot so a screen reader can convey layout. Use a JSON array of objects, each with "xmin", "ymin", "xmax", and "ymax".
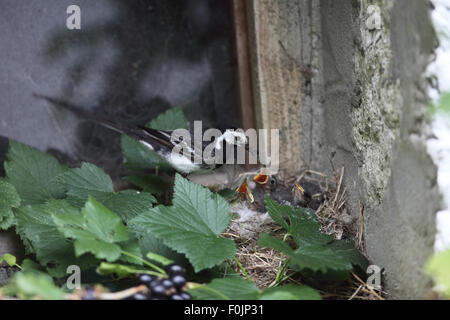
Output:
[
  {"xmin": 81, "ymin": 286, "xmax": 97, "ymax": 300},
  {"xmin": 131, "ymin": 264, "xmax": 191, "ymax": 300}
]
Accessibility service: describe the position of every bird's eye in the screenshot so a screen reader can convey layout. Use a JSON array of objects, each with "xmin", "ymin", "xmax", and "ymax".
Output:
[
  {"xmin": 269, "ymin": 178, "xmax": 277, "ymax": 186},
  {"xmin": 172, "ymin": 136, "xmax": 183, "ymax": 143}
]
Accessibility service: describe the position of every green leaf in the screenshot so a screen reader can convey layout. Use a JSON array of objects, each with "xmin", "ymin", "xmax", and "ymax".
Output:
[
  {"xmin": 20, "ymin": 258, "xmax": 42, "ymax": 272},
  {"xmin": 129, "ymin": 224, "xmax": 186, "ymax": 266},
  {"xmin": 96, "ymin": 262, "xmax": 151, "ymax": 278},
  {"xmin": 217, "ymin": 188, "xmax": 239, "ymax": 202},
  {"xmin": 15, "ymin": 200, "xmax": 96, "ymax": 277},
  {"xmin": 129, "ymin": 174, "xmax": 235, "ymax": 272},
  {"xmin": 56, "ymin": 163, "xmax": 156, "ymax": 222},
  {"xmin": 121, "ymin": 135, "xmax": 171, "ymax": 171},
  {"xmin": 189, "ymin": 277, "xmax": 321, "ymax": 301},
  {"xmin": 289, "ymin": 214, "xmax": 333, "ymax": 247},
  {"xmin": 119, "ymin": 239, "xmax": 144, "ymax": 265},
  {"xmin": 428, "ymin": 91, "xmax": 450, "ymax": 116},
  {"xmin": 258, "ymin": 233, "xmax": 293, "ymax": 254},
  {"xmin": 259, "ymin": 284, "xmax": 321, "ymax": 300},
  {"xmin": 425, "ymin": 249, "xmax": 450, "ymax": 298},
  {"xmin": 147, "ymin": 107, "xmax": 188, "ymax": 130},
  {"xmin": 6, "ymin": 271, "xmax": 64, "ymax": 300},
  {"xmin": 258, "ymin": 233, "xmax": 352, "ymax": 273},
  {"xmin": 264, "ymin": 197, "xmax": 291, "ymax": 230},
  {"xmin": 0, "ymin": 179, "xmax": 21, "ymax": 230},
  {"xmin": 102, "ymin": 190, "xmax": 156, "ymax": 223},
  {"xmin": 125, "ymin": 175, "xmax": 165, "ymax": 196},
  {"xmin": 290, "ymin": 245, "xmax": 353, "ymax": 273},
  {"xmin": 265, "ymin": 197, "xmax": 333, "ymax": 246},
  {"xmin": 56, "ymin": 162, "xmax": 114, "ymax": 207},
  {"xmin": 189, "ymin": 277, "xmax": 259, "ymax": 300},
  {"xmin": 263, "ymin": 197, "xmax": 368, "ymax": 276},
  {"xmin": 328, "ymin": 240, "xmax": 369, "ymax": 270},
  {"xmin": 146, "ymin": 252, "xmax": 174, "ymax": 266},
  {"xmin": 4, "ymin": 140, "xmax": 68, "ymax": 205},
  {"xmin": 52, "ymin": 197, "xmax": 129, "ymax": 262},
  {"xmin": 0, "ymin": 253, "xmax": 17, "ymax": 267}
]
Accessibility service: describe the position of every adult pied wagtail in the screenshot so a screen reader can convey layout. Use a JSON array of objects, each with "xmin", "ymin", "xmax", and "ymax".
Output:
[{"xmin": 33, "ymin": 93, "xmax": 255, "ymax": 187}]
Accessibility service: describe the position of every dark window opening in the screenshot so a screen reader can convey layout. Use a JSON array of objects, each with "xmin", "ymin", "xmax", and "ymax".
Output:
[{"xmin": 0, "ymin": 0, "xmax": 242, "ymax": 178}]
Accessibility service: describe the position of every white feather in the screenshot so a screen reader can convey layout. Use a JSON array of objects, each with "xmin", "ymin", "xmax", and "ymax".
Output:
[
  {"xmin": 139, "ymin": 140, "xmax": 154, "ymax": 151},
  {"xmin": 140, "ymin": 139, "xmax": 200, "ymax": 174},
  {"xmin": 215, "ymin": 130, "xmax": 247, "ymax": 150},
  {"xmin": 168, "ymin": 152, "xmax": 200, "ymax": 174}
]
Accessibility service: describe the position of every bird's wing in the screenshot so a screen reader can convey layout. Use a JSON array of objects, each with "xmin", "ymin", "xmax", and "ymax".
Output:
[{"xmin": 137, "ymin": 126, "xmax": 176, "ymax": 151}]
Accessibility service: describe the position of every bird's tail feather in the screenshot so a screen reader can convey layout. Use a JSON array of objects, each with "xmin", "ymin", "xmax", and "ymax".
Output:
[
  {"xmin": 33, "ymin": 93, "xmax": 128, "ymax": 135},
  {"xmin": 33, "ymin": 93, "xmax": 175, "ymax": 153}
]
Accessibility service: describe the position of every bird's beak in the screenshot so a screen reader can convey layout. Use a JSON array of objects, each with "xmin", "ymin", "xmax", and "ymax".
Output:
[
  {"xmin": 293, "ymin": 182, "xmax": 305, "ymax": 194},
  {"xmin": 236, "ymin": 180, "xmax": 255, "ymax": 203},
  {"xmin": 253, "ymin": 173, "xmax": 269, "ymax": 185}
]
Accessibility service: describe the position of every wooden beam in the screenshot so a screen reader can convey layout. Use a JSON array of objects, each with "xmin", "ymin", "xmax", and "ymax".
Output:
[
  {"xmin": 231, "ymin": 0, "xmax": 256, "ymax": 131},
  {"xmin": 245, "ymin": 0, "xmax": 305, "ymax": 174}
]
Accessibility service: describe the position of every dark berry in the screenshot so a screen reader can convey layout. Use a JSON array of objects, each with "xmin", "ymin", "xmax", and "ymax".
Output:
[
  {"xmin": 180, "ymin": 292, "xmax": 192, "ymax": 300},
  {"xmin": 171, "ymin": 275, "xmax": 186, "ymax": 290},
  {"xmin": 81, "ymin": 287, "xmax": 96, "ymax": 300},
  {"xmin": 161, "ymin": 278, "xmax": 174, "ymax": 290},
  {"xmin": 166, "ymin": 264, "xmax": 184, "ymax": 277},
  {"xmin": 150, "ymin": 283, "xmax": 167, "ymax": 298},
  {"xmin": 138, "ymin": 274, "xmax": 156, "ymax": 286},
  {"xmin": 170, "ymin": 293, "xmax": 184, "ymax": 300},
  {"xmin": 131, "ymin": 292, "xmax": 149, "ymax": 300},
  {"xmin": 148, "ymin": 279, "xmax": 160, "ymax": 288}
]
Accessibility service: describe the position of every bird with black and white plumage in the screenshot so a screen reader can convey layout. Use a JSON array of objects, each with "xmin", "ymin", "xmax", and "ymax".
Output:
[{"xmin": 33, "ymin": 93, "xmax": 257, "ymax": 189}]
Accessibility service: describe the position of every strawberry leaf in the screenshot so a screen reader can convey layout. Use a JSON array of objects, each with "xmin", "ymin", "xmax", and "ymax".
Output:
[
  {"xmin": 52, "ymin": 197, "xmax": 129, "ymax": 262},
  {"xmin": 55, "ymin": 162, "xmax": 114, "ymax": 207},
  {"xmin": 189, "ymin": 277, "xmax": 321, "ymax": 300},
  {"xmin": 259, "ymin": 284, "xmax": 321, "ymax": 300},
  {"xmin": 146, "ymin": 107, "xmax": 188, "ymax": 130},
  {"xmin": 264, "ymin": 197, "xmax": 333, "ymax": 246},
  {"xmin": 129, "ymin": 174, "xmax": 235, "ymax": 272},
  {"xmin": 56, "ymin": 163, "xmax": 156, "ymax": 222},
  {"xmin": 5, "ymin": 270, "xmax": 65, "ymax": 300},
  {"xmin": 0, "ymin": 179, "xmax": 21, "ymax": 230},
  {"xmin": 15, "ymin": 199, "xmax": 96, "ymax": 277},
  {"xmin": 258, "ymin": 233, "xmax": 352, "ymax": 273},
  {"xmin": 189, "ymin": 277, "xmax": 259, "ymax": 300},
  {"xmin": 4, "ymin": 140, "xmax": 68, "ymax": 205},
  {"xmin": 327, "ymin": 239, "xmax": 369, "ymax": 270}
]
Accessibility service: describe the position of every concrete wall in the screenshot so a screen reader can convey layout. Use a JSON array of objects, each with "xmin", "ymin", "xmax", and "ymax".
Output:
[
  {"xmin": 248, "ymin": 0, "xmax": 440, "ymax": 299},
  {"xmin": 304, "ymin": 0, "xmax": 440, "ymax": 299}
]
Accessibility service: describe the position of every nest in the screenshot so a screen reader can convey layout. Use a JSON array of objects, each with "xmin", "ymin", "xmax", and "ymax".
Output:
[{"xmin": 223, "ymin": 167, "xmax": 387, "ymax": 300}]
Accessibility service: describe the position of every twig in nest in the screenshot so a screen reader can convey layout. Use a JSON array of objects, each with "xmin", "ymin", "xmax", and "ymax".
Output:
[
  {"xmin": 357, "ymin": 201, "xmax": 365, "ymax": 250},
  {"xmin": 333, "ymin": 167, "xmax": 345, "ymax": 208},
  {"xmin": 348, "ymin": 285, "xmax": 363, "ymax": 300},
  {"xmin": 351, "ymin": 271, "xmax": 385, "ymax": 300}
]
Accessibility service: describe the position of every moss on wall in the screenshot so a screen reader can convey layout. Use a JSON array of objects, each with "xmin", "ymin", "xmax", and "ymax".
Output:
[{"xmin": 299, "ymin": 0, "xmax": 440, "ymax": 298}]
